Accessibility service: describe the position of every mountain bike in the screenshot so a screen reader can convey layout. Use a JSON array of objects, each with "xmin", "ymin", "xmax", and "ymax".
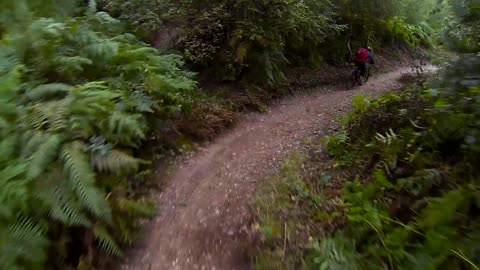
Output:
[{"xmin": 345, "ymin": 63, "xmax": 374, "ymax": 90}]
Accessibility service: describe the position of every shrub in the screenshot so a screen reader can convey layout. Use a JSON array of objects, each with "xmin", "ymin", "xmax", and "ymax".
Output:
[
  {"xmin": 0, "ymin": 0, "xmax": 195, "ymax": 268},
  {"xmin": 311, "ymin": 54, "xmax": 480, "ymax": 269}
]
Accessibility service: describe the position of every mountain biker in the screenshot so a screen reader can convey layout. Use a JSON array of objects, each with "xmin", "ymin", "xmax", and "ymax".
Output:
[{"xmin": 354, "ymin": 47, "xmax": 375, "ymax": 85}]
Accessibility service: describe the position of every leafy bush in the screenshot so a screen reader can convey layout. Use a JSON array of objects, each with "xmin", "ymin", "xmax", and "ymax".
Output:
[
  {"xmin": 0, "ymin": 0, "xmax": 195, "ymax": 268},
  {"xmin": 103, "ymin": 0, "xmax": 344, "ymax": 84},
  {"xmin": 441, "ymin": 0, "xmax": 480, "ymax": 52},
  {"xmin": 311, "ymin": 54, "xmax": 480, "ymax": 269},
  {"xmin": 254, "ymin": 55, "xmax": 480, "ymax": 269},
  {"xmin": 178, "ymin": 0, "xmax": 345, "ymax": 83},
  {"xmin": 385, "ymin": 18, "xmax": 433, "ymax": 48}
]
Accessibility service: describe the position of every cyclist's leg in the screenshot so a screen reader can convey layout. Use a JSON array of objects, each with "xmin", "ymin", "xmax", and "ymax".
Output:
[
  {"xmin": 354, "ymin": 61, "xmax": 361, "ymax": 80},
  {"xmin": 360, "ymin": 63, "xmax": 367, "ymax": 77},
  {"xmin": 356, "ymin": 63, "xmax": 366, "ymax": 85},
  {"xmin": 357, "ymin": 63, "xmax": 365, "ymax": 85}
]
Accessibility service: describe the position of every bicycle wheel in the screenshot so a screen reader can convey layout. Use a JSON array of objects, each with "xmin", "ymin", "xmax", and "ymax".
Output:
[
  {"xmin": 347, "ymin": 69, "xmax": 360, "ymax": 90},
  {"xmin": 361, "ymin": 67, "xmax": 370, "ymax": 84},
  {"xmin": 345, "ymin": 70, "xmax": 357, "ymax": 90}
]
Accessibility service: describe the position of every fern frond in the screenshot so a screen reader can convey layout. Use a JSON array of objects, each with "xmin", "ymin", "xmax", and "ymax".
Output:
[
  {"xmin": 85, "ymin": 136, "xmax": 112, "ymax": 155},
  {"xmin": 36, "ymin": 178, "xmax": 91, "ymax": 226},
  {"xmin": 83, "ymin": 41, "xmax": 119, "ymax": 60},
  {"xmin": 0, "ymin": 163, "xmax": 29, "ymax": 220},
  {"xmin": 24, "ymin": 83, "xmax": 72, "ymax": 102},
  {"xmin": 125, "ymin": 90, "xmax": 156, "ymax": 113},
  {"xmin": 419, "ymin": 188, "xmax": 466, "ymax": 229},
  {"xmin": 147, "ymin": 73, "xmax": 195, "ymax": 93},
  {"xmin": 27, "ymin": 134, "xmax": 63, "ymax": 179},
  {"xmin": 0, "ymin": 217, "xmax": 48, "ymax": 269},
  {"xmin": 117, "ymin": 197, "xmax": 156, "ymax": 218},
  {"xmin": 91, "ymin": 149, "xmax": 145, "ymax": 174},
  {"xmin": 0, "ymin": 65, "xmax": 22, "ymax": 101},
  {"xmin": 40, "ymin": 98, "xmax": 72, "ymax": 133},
  {"xmin": 107, "ymin": 111, "xmax": 146, "ymax": 146},
  {"xmin": 60, "ymin": 141, "xmax": 111, "ymax": 221},
  {"xmin": 0, "ymin": 135, "xmax": 17, "ymax": 163},
  {"xmin": 29, "ymin": 18, "xmax": 65, "ymax": 38},
  {"xmin": 122, "ymin": 47, "xmax": 158, "ymax": 59},
  {"xmin": 24, "ymin": 98, "xmax": 71, "ymax": 132},
  {"xmin": 25, "ymin": 104, "xmax": 49, "ymax": 130},
  {"xmin": 93, "ymin": 12, "xmax": 121, "ymax": 26},
  {"xmin": 70, "ymin": 116, "xmax": 95, "ymax": 139},
  {"xmin": 0, "ymin": 117, "xmax": 10, "ymax": 133},
  {"xmin": 375, "ymin": 129, "xmax": 399, "ymax": 145},
  {"xmin": 86, "ymin": 0, "xmax": 97, "ymax": 16},
  {"xmin": 93, "ymin": 224, "xmax": 123, "ymax": 257},
  {"xmin": 308, "ymin": 235, "xmax": 360, "ymax": 270},
  {"xmin": 21, "ymin": 131, "xmax": 47, "ymax": 158},
  {"xmin": 70, "ymin": 83, "xmax": 119, "ymax": 115},
  {"xmin": 54, "ymin": 56, "xmax": 93, "ymax": 73},
  {"xmin": 0, "ymin": 163, "xmax": 27, "ymax": 183}
]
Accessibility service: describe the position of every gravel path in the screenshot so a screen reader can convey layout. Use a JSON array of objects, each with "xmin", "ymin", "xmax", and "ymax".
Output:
[{"xmin": 120, "ymin": 66, "xmax": 437, "ymax": 270}]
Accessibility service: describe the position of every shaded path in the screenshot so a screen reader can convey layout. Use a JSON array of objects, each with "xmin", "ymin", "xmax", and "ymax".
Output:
[{"xmin": 121, "ymin": 66, "xmax": 436, "ymax": 270}]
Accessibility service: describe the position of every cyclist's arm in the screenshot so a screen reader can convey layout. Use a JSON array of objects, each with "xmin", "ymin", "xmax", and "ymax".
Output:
[{"xmin": 368, "ymin": 54, "xmax": 375, "ymax": 65}]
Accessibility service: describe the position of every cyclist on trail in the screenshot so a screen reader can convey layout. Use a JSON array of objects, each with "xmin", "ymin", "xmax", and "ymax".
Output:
[{"xmin": 354, "ymin": 47, "xmax": 375, "ymax": 85}]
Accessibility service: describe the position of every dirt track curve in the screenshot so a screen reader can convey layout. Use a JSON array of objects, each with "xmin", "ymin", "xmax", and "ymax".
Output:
[{"xmin": 120, "ymin": 66, "xmax": 437, "ymax": 270}]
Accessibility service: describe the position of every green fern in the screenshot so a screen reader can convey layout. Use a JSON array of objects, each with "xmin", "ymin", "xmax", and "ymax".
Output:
[
  {"xmin": 24, "ymin": 83, "xmax": 72, "ymax": 102},
  {"xmin": 0, "ymin": 66, "xmax": 22, "ymax": 118},
  {"xmin": 46, "ymin": 99, "xmax": 71, "ymax": 133},
  {"xmin": 86, "ymin": 0, "xmax": 98, "ymax": 17},
  {"xmin": 36, "ymin": 178, "xmax": 91, "ymax": 226},
  {"xmin": 0, "ymin": 163, "xmax": 29, "ymax": 220},
  {"xmin": 20, "ymin": 131, "xmax": 48, "ymax": 158},
  {"xmin": 125, "ymin": 90, "xmax": 156, "ymax": 113},
  {"xmin": 60, "ymin": 141, "xmax": 111, "ymax": 222},
  {"xmin": 0, "ymin": 66, "xmax": 22, "ymax": 100},
  {"xmin": 375, "ymin": 129, "xmax": 399, "ymax": 145},
  {"xmin": 107, "ymin": 111, "xmax": 146, "ymax": 146},
  {"xmin": 116, "ymin": 197, "xmax": 156, "ymax": 218},
  {"xmin": 91, "ymin": 149, "xmax": 146, "ymax": 175},
  {"xmin": 0, "ymin": 0, "xmax": 196, "ymax": 267},
  {"xmin": 93, "ymin": 224, "xmax": 123, "ymax": 257},
  {"xmin": 83, "ymin": 41, "xmax": 119, "ymax": 60},
  {"xmin": 25, "ymin": 104, "xmax": 50, "ymax": 130},
  {"xmin": 0, "ymin": 135, "xmax": 17, "ymax": 163},
  {"xmin": 54, "ymin": 56, "xmax": 93, "ymax": 74},
  {"xmin": 419, "ymin": 188, "xmax": 467, "ymax": 230},
  {"xmin": 27, "ymin": 134, "xmax": 63, "ymax": 179},
  {"xmin": 0, "ymin": 218, "xmax": 48, "ymax": 270},
  {"xmin": 308, "ymin": 235, "xmax": 360, "ymax": 270}
]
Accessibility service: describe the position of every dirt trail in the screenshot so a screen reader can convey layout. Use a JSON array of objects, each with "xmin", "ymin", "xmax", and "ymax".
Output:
[{"xmin": 120, "ymin": 66, "xmax": 436, "ymax": 270}]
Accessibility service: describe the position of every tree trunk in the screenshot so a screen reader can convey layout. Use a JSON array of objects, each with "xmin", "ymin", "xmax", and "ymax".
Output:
[{"xmin": 346, "ymin": 20, "xmax": 353, "ymax": 64}]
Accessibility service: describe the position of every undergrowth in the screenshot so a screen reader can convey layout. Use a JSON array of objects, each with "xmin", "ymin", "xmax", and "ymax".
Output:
[
  {"xmin": 0, "ymin": 1, "xmax": 196, "ymax": 269},
  {"xmin": 254, "ymin": 54, "xmax": 480, "ymax": 269}
]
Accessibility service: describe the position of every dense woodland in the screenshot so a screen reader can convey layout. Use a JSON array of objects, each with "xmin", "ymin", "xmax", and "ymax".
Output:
[{"xmin": 0, "ymin": 0, "xmax": 479, "ymax": 269}]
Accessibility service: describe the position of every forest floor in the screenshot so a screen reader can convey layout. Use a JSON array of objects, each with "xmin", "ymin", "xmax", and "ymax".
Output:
[{"xmin": 120, "ymin": 64, "xmax": 437, "ymax": 270}]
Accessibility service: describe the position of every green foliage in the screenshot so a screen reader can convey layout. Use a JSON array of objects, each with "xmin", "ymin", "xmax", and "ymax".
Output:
[
  {"xmin": 103, "ymin": 0, "xmax": 344, "ymax": 84},
  {"xmin": 254, "ymin": 153, "xmax": 323, "ymax": 270},
  {"xmin": 98, "ymin": 0, "xmax": 166, "ymax": 36},
  {"xmin": 386, "ymin": 18, "xmax": 433, "ymax": 48},
  {"xmin": 103, "ymin": 0, "xmax": 445, "ymax": 80},
  {"xmin": 441, "ymin": 0, "xmax": 480, "ymax": 52},
  {"xmin": 256, "ymin": 55, "xmax": 480, "ymax": 269},
  {"xmin": 325, "ymin": 0, "xmax": 437, "ymax": 61},
  {"xmin": 177, "ymin": 0, "xmax": 344, "ymax": 84},
  {"xmin": 312, "ymin": 54, "xmax": 480, "ymax": 269},
  {"xmin": 306, "ymin": 235, "xmax": 360, "ymax": 270},
  {"xmin": 0, "ymin": 0, "xmax": 195, "ymax": 268}
]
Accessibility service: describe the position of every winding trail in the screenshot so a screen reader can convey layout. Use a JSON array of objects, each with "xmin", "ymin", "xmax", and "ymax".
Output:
[{"xmin": 121, "ymin": 66, "xmax": 436, "ymax": 270}]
